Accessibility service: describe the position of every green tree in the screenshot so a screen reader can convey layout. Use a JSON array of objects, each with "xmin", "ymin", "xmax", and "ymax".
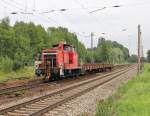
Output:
[
  {"xmin": 0, "ymin": 17, "xmax": 130, "ymax": 72},
  {"xmin": 109, "ymin": 48, "xmax": 124, "ymax": 64},
  {"xmin": 129, "ymin": 54, "xmax": 137, "ymax": 63},
  {"xmin": 94, "ymin": 38, "xmax": 129, "ymax": 64},
  {"xmin": 97, "ymin": 38, "xmax": 110, "ymax": 62}
]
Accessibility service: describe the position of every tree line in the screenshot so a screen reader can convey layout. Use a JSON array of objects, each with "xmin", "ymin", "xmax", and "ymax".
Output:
[{"xmin": 0, "ymin": 17, "xmax": 131, "ymax": 72}]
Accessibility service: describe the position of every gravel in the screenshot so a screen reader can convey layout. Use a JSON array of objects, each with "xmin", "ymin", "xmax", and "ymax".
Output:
[
  {"xmin": 0, "ymin": 72, "xmax": 108, "ymax": 110},
  {"xmin": 44, "ymin": 67, "xmax": 137, "ymax": 116},
  {"xmin": 0, "ymin": 67, "xmax": 136, "ymax": 116}
]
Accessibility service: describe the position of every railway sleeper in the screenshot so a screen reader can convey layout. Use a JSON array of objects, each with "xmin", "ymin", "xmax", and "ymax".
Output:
[
  {"xmin": 30, "ymin": 104, "xmax": 48, "ymax": 107},
  {"xmin": 42, "ymin": 96, "xmax": 60, "ymax": 100},
  {"xmin": 45, "ymin": 98, "xmax": 63, "ymax": 102},
  {"xmin": 28, "ymin": 105, "xmax": 44, "ymax": 109},
  {"xmin": 44, "ymin": 112, "xmax": 62, "ymax": 116},
  {"xmin": 20, "ymin": 108, "xmax": 38, "ymax": 112},
  {"xmin": 1, "ymin": 66, "xmax": 126, "ymax": 116},
  {"xmin": 7, "ymin": 112, "xmax": 28, "ymax": 116},
  {"xmin": 39, "ymin": 99, "xmax": 61, "ymax": 105},
  {"xmin": 25, "ymin": 105, "xmax": 43, "ymax": 109},
  {"xmin": 14, "ymin": 109, "xmax": 33, "ymax": 114},
  {"xmin": 41, "ymin": 98, "xmax": 57, "ymax": 102},
  {"xmin": 46, "ymin": 97, "xmax": 62, "ymax": 100},
  {"xmin": 44, "ymin": 100, "xmax": 62, "ymax": 105},
  {"xmin": 34, "ymin": 102, "xmax": 49, "ymax": 105},
  {"xmin": 38, "ymin": 100, "xmax": 50, "ymax": 103}
]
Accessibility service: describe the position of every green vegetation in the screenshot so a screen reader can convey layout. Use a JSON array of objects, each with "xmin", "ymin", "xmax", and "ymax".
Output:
[
  {"xmin": 95, "ymin": 64, "xmax": 150, "ymax": 116},
  {"xmin": 94, "ymin": 38, "xmax": 129, "ymax": 63},
  {"xmin": 0, "ymin": 17, "xmax": 130, "ymax": 80},
  {"xmin": 128, "ymin": 54, "xmax": 137, "ymax": 63},
  {"xmin": 0, "ymin": 66, "xmax": 34, "ymax": 82}
]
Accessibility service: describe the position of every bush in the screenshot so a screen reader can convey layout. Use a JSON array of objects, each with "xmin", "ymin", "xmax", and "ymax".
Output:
[
  {"xmin": 0, "ymin": 57, "xmax": 13, "ymax": 72},
  {"xmin": 13, "ymin": 60, "xmax": 22, "ymax": 70}
]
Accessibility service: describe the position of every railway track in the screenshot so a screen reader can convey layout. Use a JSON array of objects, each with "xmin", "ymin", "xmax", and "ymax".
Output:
[
  {"xmin": 0, "ymin": 65, "xmax": 129, "ymax": 95},
  {"xmin": 0, "ymin": 65, "xmax": 136, "ymax": 116},
  {"xmin": 0, "ymin": 79, "xmax": 44, "ymax": 96}
]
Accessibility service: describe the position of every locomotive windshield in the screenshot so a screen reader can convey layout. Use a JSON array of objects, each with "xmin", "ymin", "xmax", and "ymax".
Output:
[{"xmin": 64, "ymin": 44, "xmax": 73, "ymax": 51}]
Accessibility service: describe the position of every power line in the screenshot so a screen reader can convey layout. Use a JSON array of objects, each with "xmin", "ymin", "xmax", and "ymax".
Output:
[
  {"xmin": 89, "ymin": 7, "xmax": 106, "ymax": 13},
  {"xmin": 73, "ymin": 0, "xmax": 87, "ymax": 10},
  {"xmin": 2, "ymin": 0, "xmax": 24, "ymax": 11},
  {"xmin": 10, "ymin": 0, "xmax": 58, "ymax": 24},
  {"xmin": 73, "ymin": 0, "xmax": 100, "ymax": 23},
  {"xmin": 1, "ymin": 0, "xmax": 46, "ymax": 22},
  {"xmin": 3, "ymin": 0, "xmax": 59, "ymax": 25},
  {"xmin": 10, "ymin": 0, "xmax": 59, "ymax": 24}
]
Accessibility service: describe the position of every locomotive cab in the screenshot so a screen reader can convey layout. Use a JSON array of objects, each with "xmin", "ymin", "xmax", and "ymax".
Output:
[{"xmin": 35, "ymin": 42, "xmax": 81, "ymax": 80}]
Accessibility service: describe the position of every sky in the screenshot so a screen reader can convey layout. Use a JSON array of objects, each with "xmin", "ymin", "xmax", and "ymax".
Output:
[{"xmin": 0, "ymin": 0, "xmax": 150, "ymax": 56}]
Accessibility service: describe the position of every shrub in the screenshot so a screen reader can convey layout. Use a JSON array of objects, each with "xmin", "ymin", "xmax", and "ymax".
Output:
[
  {"xmin": 13, "ymin": 60, "xmax": 22, "ymax": 70},
  {"xmin": 0, "ymin": 56, "xmax": 13, "ymax": 72}
]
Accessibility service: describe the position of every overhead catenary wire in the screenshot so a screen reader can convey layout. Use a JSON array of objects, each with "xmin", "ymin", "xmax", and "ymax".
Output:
[
  {"xmin": 13, "ymin": 0, "xmax": 60, "ymax": 24},
  {"xmin": 2, "ymin": 0, "xmax": 60, "ymax": 25},
  {"xmin": 89, "ymin": 1, "xmax": 150, "ymax": 13},
  {"xmin": 73, "ymin": 0, "xmax": 101, "ymax": 24},
  {"xmin": 2, "ymin": 0, "xmax": 90, "ymax": 40},
  {"xmin": 27, "ymin": 1, "xmax": 150, "ymax": 15},
  {"xmin": 10, "ymin": 0, "xmax": 59, "ymax": 24},
  {"xmin": 72, "ymin": 0, "xmax": 103, "ymax": 46},
  {"xmin": 89, "ymin": 7, "xmax": 107, "ymax": 13},
  {"xmin": 1, "ymin": 0, "xmax": 48, "ymax": 23},
  {"xmin": 2, "ymin": 0, "xmax": 24, "ymax": 11},
  {"xmin": 72, "ymin": 0, "xmax": 117, "ymax": 41},
  {"xmin": 4, "ymin": 0, "xmax": 150, "ymax": 26},
  {"xmin": 2, "ymin": 0, "xmax": 148, "ymax": 47},
  {"xmin": 4, "ymin": 0, "xmax": 150, "ymax": 14}
]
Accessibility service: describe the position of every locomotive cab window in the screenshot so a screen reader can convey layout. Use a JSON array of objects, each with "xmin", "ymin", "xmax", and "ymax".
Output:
[{"xmin": 64, "ymin": 44, "xmax": 72, "ymax": 51}]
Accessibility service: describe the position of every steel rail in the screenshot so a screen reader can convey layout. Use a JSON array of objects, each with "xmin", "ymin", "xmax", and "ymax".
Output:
[
  {"xmin": 0, "ymin": 65, "xmax": 128, "ymax": 95},
  {"xmin": 0, "ymin": 65, "xmax": 135, "ymax": 115},
  {"xmin": 31, "ymin": 66, "xmax": 136, "ymax": 116},
  {"xmin": 0, "ymin": 80, "xmax": 44, "ymax": 95}
]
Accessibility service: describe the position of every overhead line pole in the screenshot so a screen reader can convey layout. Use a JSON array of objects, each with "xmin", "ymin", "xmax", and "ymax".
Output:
[
  {"xmin": 91, "ymin": 32, "xmax": 94, "ymax": 63},
  {"xmin": 137, "ymin": 24, "xmax": 141, "ymax": 74},
  {"xmin": 141, "ymin": 32, "xmax": 144, "ymax": 70}
]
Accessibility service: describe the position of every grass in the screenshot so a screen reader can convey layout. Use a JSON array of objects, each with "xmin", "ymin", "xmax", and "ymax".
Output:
[
  {"xmin": 0, "ymin": 66, "xmax": 35, "ymax": 82},
  {"xmin": 95, "ymin": 63, "xmax": 150, "ymax": 116}
]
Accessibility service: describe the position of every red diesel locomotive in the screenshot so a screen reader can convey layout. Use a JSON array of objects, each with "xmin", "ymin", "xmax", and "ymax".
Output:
[{"xmin": 35, "ymin": 42, "xmax": 113, "ymax": 81}]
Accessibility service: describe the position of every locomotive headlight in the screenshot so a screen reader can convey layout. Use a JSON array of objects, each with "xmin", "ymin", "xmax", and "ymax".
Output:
[{"xmin": 35, "ymin": 69, "xmax": 43, "ymax": 76}]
